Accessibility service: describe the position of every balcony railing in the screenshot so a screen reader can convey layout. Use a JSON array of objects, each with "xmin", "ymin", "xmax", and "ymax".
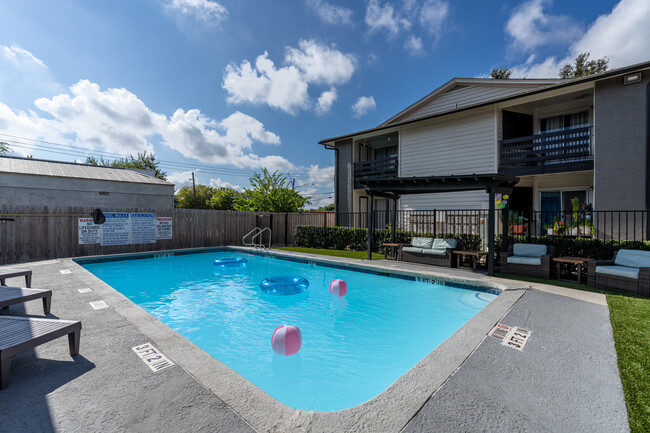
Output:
[
  {"xmin": 353, "ymin": 157, "xmax": 398, "ymax": 187},
  {"xmin": 499, "ymin": 126, "xmax": 592, "ymax": 175}
]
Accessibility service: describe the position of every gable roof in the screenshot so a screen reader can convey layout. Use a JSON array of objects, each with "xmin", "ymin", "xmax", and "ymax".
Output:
[
  {"xmin": 379, "ymin": 78, "xmax": 562, "ymax": 127},
  {"xmin": 319, "ymin": 59, "xmax": 650, "ymax": 145},
  {"xmin": 0, "ymin": 156, "xmax": 173, "ymax": 186}
]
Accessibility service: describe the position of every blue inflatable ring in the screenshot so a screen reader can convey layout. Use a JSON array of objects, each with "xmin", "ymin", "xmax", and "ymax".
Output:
[
  {"xmin": 214, "ymin": 257, "xmax": 247, "ymax": 267},
  {"xmin": 260, "ymin": 276, "xmax": 309, "ymax": 295}
]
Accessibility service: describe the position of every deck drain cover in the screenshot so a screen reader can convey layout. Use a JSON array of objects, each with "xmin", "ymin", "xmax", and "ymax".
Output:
[
  {"xmin": 132, "ymin": 343, "xmax": 175, "ymax": 372},
  {"xmin": 78, "ymin": 288, "xmax": 92, "ymax": 293},
  {"xmin": 59, "ymin": 269, "xmax": 72, "ymax": 274},
  {"xmin": 90, "ymin": 300, "xmax": 108, "ymax": 310},
  {"xmin": 489, "ymin": 323, "xmax": 531, "ymax": 351}
]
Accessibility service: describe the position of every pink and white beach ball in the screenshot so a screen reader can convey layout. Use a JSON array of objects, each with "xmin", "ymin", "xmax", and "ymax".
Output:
[
  {"xmin": 271, "ymin": 325, "xmax": 302, "ymax": 356},
  {"xmin": 329, "ymin": 279, "xmax": 347, "ymax": 297}
]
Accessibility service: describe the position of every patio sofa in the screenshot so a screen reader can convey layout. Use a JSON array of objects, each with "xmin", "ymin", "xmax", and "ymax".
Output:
[
  {"xmin": 399, "ymin": 237, "xmax": 459, "ymax": 267},
  {"xmin": 500, "ymin": 243, "xmax": 555, "ymax": 280},
  {"xmin": 587, "ymin": 249, "xmax": 650, "ymax": 297}
]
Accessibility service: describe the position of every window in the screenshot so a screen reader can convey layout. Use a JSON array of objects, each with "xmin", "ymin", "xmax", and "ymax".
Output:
[
  {"xmin": 540, "ymin": 190, "xmax": 588, "ymax": 225},
  {"xmin": 540, "ymin": 111, "xmax": 589, "ymax": 133}
]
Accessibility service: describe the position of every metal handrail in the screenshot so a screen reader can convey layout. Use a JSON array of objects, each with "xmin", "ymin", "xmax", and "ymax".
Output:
[
  {"xmin": 251, "ymin": 227, "xmax": 272, "ymax": 249},
  {"xmin": 242, "ymin": 227, "xmax": 262, "ymax": 246}
]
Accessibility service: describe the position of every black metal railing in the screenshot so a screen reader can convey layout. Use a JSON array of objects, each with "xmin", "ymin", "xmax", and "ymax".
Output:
[
  {"xmin": 505, "ymin": 209, "xmax": 649, "ymax": 243},
  {"xmin": 353, "ymin": 157, "xmax": 398, "ymax": 185},
  {"xmin": 499, "ymin": 127, "xmax": 592, "ymax": 175}
]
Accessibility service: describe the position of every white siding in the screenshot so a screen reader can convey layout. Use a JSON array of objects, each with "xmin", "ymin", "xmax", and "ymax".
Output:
[
  {"xmin": 398, "ymin": 108, "xmax": 496, "ymax": 210},
  {"xmin": 401, "ymin": 190, "xmax": 490, "ymax": 210},
  {"xmin": 400, "ymin": 108, "xmax": 496, "ymax": 177},
  {"xmin": 398, "ymin": 84, "xmax": 544, "ymax": 123}
]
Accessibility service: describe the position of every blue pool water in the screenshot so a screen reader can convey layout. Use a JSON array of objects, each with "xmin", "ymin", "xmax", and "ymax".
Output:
[{"xmin": 81, "ymin": 251, "xmax": 497, "ymax": 411}]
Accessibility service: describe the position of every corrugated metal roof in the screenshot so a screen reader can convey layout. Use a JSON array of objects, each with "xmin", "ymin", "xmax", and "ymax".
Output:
[{"xmin": 0, "ymin": 156, "xmax": 173, "ymax": 185}]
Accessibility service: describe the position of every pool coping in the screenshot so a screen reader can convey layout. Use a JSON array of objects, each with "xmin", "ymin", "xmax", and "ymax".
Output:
[{"xmin": 70, "ymin": 246, "xmax": 529, "ymax": 432}]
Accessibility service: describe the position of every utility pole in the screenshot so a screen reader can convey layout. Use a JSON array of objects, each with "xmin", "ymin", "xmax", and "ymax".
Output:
[{"xmin": 192, "ymin": 172, "xmax": 197, "ymax": 208}]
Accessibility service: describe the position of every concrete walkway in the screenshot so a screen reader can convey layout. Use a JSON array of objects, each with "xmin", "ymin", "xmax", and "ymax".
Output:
[{"xmin": 0, "ymin": 252, "xmax": 629, "ymax": 432}]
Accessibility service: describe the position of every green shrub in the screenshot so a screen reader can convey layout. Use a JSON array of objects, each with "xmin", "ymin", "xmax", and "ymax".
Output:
[
  {"xmin": 294, "ymin": 225, "xmax": 650, "ymax": 260},
  {"xmin": 294, "ymin": 225, "xmax": 480, "ymax": 252}
]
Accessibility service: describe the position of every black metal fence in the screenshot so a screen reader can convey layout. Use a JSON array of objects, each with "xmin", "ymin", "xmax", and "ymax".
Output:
[
  {"xmin": 333, "ymin": 209, "xmax": 649, "ymax": 243},
  {"xmin": 505, "ymin": 209, "xmax": 649, "ymax": 242}
]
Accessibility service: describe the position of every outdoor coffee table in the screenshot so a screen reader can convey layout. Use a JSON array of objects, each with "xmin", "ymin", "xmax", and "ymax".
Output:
[
  {"xmin": 454, "ymin": 250, "xmax": 488, "ymax": 271},
  {"xmin": 0, "ymin": 268, "xmax": 32, "ymax": 287},
  {"xmin": 381, "ymin": 243, "xmax": 400, "ymax": 260},
  {"xmin": 553, "ymin": 256, "xmax": 593, "ymax": 284}
]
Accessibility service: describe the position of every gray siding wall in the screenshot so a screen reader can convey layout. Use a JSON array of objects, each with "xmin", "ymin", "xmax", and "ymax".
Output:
[
  {"xmin": 0, "ymin": 174, "xmax": 175, "ymax": 208},
  {"xmin": 397, "ymin": 84, "xmax": 546, "ymax": 123},
  {"xmin": 334, "ymin": 139, "xmax": 353, "ymax": 214},
  {"xmin": 594, "ymin": 75, "xmax": 649, "ymax": 210}
]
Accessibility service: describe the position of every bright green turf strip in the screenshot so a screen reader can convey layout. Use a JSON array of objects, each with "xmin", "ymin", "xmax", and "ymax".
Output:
[
  {"xmin": 276, "ymin": 247, "xmax": 385, "ymax": 260},
  {"xmin": 495, "ymin": 272, "xmax": 649, "ymax": 431},
  {"xmin": 607, "ymin": 294, "xmax": 650, "ymax": 433}
]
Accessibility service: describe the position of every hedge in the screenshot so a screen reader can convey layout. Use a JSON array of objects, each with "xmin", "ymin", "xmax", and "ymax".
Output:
[{"xmin": 294, "ymin": 225, "xmax": 650, "ymax": 262}]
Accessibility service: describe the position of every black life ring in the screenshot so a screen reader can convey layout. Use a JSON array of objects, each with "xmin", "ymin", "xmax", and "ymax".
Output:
[{"xmin": 91, "ymin": 208, "xmax": 106, "ymax": 225}]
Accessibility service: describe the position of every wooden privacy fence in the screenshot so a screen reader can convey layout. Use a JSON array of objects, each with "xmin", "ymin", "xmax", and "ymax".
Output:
[{"xmin": 0, "ymin": 206, "xmax": 335, "ymax": 265}]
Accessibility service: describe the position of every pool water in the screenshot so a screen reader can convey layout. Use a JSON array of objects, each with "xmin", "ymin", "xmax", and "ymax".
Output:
[{"xmin": 82, "ymin": 251, "xmax": 497, "ymax": 411}]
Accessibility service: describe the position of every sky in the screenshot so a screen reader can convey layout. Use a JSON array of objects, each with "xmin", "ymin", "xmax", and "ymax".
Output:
[{"xmin": 0, "ymin": 0, "xmax": 649, "ymax": 207}]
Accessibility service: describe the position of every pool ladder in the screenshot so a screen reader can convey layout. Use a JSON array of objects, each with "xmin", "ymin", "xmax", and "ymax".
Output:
[{"xmin": 242, "ymin": 227, "xmax": 272, "ymax": 249}]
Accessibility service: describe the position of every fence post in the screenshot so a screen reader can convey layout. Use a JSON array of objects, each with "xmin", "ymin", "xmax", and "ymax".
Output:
[
  {"xmin": 284, "ymin": 213, "xmax": 288, "ymax": 246},
  {"xmin": 322, "ymin": 212, "xmax": 327, "ymax": 248},
  {"xmin": 433, "ymin": 209, "xmax": 437, "ymax": 238}
]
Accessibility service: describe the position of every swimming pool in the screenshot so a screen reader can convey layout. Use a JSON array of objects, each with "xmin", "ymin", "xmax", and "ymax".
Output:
[{"xmin": 81, "ymin": 250, "xmax": 498, "ymax": 411}]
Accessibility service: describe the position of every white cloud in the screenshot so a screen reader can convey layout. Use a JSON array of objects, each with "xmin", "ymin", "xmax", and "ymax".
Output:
[
  {"xmin": 404, "ymin": 35, "xmax": 423, "ymax": 55},
  {"xmin": 364, "ymin": 0, "xmax": 450, "ymax": 55},
  {"xmin": 285, "ymin": 40, "xmax": 356, "ymax": 85},
  {"xmin": 167, "ymin": 170, "xmax": 196, "ymax": 188},
  {"xmin": 307, "ymin": 164, "xmax": 334, "ymax": 184},
  {"xmin": 511, "ymin": 0, "xmax": 650, "ymax": 77},
  {"xmin": 352, "ymin": 96, "xmax": 376, "ymax": 117},
  {"xmin": 167, "ymin": 0, "xmax": 228, "ymax": 25},
  {"xmin": 316, "ymin": 88, "xmax": 338, "ymax": 114},
  {"xmin": 418, "ymin": 0, "xmax": 448, "ymax": 39},
  {"xmin": 222, "ymin": 40, "xmax": 356, "ymax": 115},
  {"xmin": 2, "ymin": 45, "xmax": 47, "ymax": 68},
  {"xmin": 209, "ymin": 177, "xmax": 243, "ymax": 191},
  {"xmin": 0, "ymin": 79, "xmax": 294, "ymax": 170},
  {"xmin": 306, "ymin": 0, "xmax": 353, "ymax": 25},
  {"xmin": 365, "ymin": 0, "xmax": 403, "ymax": 36},
  {"xmin": 506, "ymin": 0, "xmax": 582, "ymax": 52}
]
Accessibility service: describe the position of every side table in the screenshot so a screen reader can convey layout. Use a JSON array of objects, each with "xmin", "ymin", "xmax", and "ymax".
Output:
[
  {"xmin": 552, "ymin": 256, "xmax": 593, "ymax": 284},
  {"xmin": 454, "ymin": 250, "xmax": 488, "ymax": 271},
  {"xmin": 381, "ymin": 243, "xmax": 400, "ymax": 260}
]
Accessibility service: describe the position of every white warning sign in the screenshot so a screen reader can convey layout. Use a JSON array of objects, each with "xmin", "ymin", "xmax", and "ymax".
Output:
[
  {"xmin": 78, "ymin": 217, "xmax": 101, "ymax": 245},
  {"xmin": 156, "ymin": 217, "xmax": 173, "ymax": 240}
]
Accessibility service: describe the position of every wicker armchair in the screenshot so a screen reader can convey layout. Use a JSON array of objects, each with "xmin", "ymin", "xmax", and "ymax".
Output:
[
  {"xmin": 587, "ymin": 250, "xmax": 650, "ymax": 297},
  {"xmin": 399, "ymin": 238, "xmax": 461, "ymax": 268},
  {"xmin": 499, "ymin": 243, "xmax": 555, "ymax": 280}
]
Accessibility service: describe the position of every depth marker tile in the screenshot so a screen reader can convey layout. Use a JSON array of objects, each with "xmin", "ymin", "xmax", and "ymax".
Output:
[
  {"xmin": 132, "ymin": 343, "xmax": 175, "ymax": 372},
  {"xmin": 90, "ymin": 300, "xmax": 108, "ymax": 310}
]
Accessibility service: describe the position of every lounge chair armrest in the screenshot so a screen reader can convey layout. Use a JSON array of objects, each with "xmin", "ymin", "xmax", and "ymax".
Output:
[
  {"xmin": 540, "ymin": 254, "xmax": 553, "ymax": 279},
  {"xmin": 639, "ymin": 268, "xmax": 650, "ymax": 297},
  {"xmin": 589, "ymin": 259, "xmax": 615, "ymax": 267}
]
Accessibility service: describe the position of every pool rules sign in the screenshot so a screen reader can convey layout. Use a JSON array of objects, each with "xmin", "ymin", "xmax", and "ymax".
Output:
[{"xmin": 78, "ymin": 213, "xmax": 173, "ymax": 245}]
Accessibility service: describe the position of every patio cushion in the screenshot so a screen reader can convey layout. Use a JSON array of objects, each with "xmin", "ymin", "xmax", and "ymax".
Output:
[
  {"xmin": 507, "ymin": 256, "xmax": 542, "ymax": 266},
  {"xmin": 432, "ymin": 238, "xmax": 457, "ymax": 249},
  {"xmin": 614, "ymin": 249, "xmax": 650, "ymax": 269},
  {"xmin": 411, "ymin": 237, "xmax": 434, "ymax": 249},
  {"xmin": 513, "ymin": 243, "xmax": 547, "ymax": 258},
  {"xmin": 596, "ymin": 265, "xmax": 639, "ymax": 280},
  {"xmin": 403, "ymin": 246, "xmax": 424, "ymax": 254},
  {"xmin": 420, "ymin": 248, "xmax": 447, "ymax": 256}
]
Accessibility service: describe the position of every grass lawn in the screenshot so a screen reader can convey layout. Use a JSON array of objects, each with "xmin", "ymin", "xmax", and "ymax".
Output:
[
  {"xmin": 276, "ymin": 247, "xmax": 385, "ymax": 260},
  {"xmin": 496, "ymin": 273, "xmax": 650, "ymax": 433}
]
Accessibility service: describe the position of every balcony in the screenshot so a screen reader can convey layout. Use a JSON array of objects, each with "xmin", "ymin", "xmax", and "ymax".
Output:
[
  {"xmin": 353, "ymin": 157, "xmax": 398, "ymax": 188},
  {"xmin": 499, "ymin": 126, "xmax": 593, "ymax": 176}
]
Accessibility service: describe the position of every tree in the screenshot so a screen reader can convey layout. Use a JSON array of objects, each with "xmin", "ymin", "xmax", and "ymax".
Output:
[
  {"xmin": 312, "ymin": 203, "xmax": 335, "ymax": 212},
  {"xmin": 559, "ymin": 53, "xmax": 609, "ymax": 79},
  {"xmin": 0, "ymin": 141, "xmax": 10, "ymax": 155},
  {"xmin": 174, "ymin": 184, "xmax": 216, "ymax": 209},
  {"xmin": 208, "ymin": 188, "xmax": 245, "ymax": 210},
  {"xmin": 84, "ymin": 151, "xmax": 167, "ymax": 180},
  {"xmin": 236, "ymin": 168, "xmax": 309, "ymax": 212},
  {"xmin": 490, "ymin": 68, "xmax": 513, "ymax": 79}
]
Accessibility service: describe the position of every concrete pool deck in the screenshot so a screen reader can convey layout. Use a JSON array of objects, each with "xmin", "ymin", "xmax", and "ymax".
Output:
[{"xmin": 0, "ymin": 248, "xmax": 629, "ymax": 432}]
